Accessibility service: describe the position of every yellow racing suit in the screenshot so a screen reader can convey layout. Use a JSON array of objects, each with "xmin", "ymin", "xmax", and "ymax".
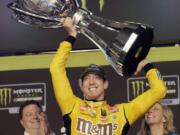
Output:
[{"xmin": 50, "ymin": 36, "xmax": 167, "ymax": 135}]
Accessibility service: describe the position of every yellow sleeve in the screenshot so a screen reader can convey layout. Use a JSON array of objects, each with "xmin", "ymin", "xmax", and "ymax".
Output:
[
  {"xmin": 124, "ymin": 69, "xmax": 167, "ymax": 125},
  {"xmin": 50, "ymin": 41, "xmax": 76, "ymax": 115}
]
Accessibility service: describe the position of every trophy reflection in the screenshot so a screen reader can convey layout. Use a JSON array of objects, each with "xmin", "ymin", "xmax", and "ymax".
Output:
[{"xmin": 8, "ymin": 0, "xmax": 154, "ymax": 76}]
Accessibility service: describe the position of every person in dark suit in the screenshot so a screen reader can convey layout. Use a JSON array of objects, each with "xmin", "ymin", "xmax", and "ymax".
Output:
[{"xmin": 19, "ymin": 100, "xmax": 55, "ymax": 135}]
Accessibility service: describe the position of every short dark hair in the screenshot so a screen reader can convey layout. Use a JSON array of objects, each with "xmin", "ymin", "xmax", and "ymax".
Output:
[
  {"xmin": 19, "ymin": 100, "xmax": 42, "ymax": 120},
  {"xmin": 80, "ymin": 64, "xmax": 107, "ymax": 82}
]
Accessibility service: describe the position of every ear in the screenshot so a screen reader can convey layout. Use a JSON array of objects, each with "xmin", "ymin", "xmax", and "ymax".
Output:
[
  {"xmin": 20, "ymin": 119, "xmax": 24, "ymax": 127},
  {"xmin": 104, "ymin": 80, "xmax": 109, "ymax": 90},
  {"xmin": 78, "ymin": 79, "xmax": 82, "ymax": 89},
  {"xmin": 162, "ymin": 116, "xmax": 166, "ymax": 123}
]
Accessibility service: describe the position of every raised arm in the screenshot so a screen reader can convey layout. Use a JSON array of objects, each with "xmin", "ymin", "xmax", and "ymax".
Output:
[
  {"xmin": 123, "ymin": 59, "xmax": 167, "ymax": 125},
  {"xmin": 50, "ymin": 17, "xmax": 78, "ymax": 115}
]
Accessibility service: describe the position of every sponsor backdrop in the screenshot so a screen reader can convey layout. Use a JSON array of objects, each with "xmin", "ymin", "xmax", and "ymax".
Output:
[{"xmin": 0, "ymin": 49, "xmax": 180, "ymax": 134}]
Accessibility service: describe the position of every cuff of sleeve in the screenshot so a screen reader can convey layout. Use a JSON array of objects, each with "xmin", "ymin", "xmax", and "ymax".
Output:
[
  {"xmin": 65, "ymin": 36, "xmax": 76, "ymax": 45},
  {"xmin": 143, "ymin": 63, "xmax": 154, "ymax": 73}
]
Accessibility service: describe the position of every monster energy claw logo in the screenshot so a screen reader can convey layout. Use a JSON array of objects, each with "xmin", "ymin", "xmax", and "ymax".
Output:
[
  {"xmin": 81, "ymin": 0, "xmax": 105, "ymax": 11},
  {"xmin": 0, "ymin": 88, "xmax": 12, "ymax": 107},
  {"xmin": 131, "ymin": 81, "xmax": 145, "ymax": 97}
]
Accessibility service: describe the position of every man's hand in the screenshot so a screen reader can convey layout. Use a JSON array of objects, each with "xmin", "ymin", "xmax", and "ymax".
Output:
[
  {"xmin": 38, "ymin": 112, "xmax": 51, "ymax": 135},
  {"xmin": 134, "ymin": 59, "xmax": 151, "ymax": 75},
  {"xmin": 62, "ymin": 17, "xmax": 77, "ymax": 37}
]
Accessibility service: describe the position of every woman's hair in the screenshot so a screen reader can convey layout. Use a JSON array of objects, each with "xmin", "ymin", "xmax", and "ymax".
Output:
[{"xmin": 137, "ymin": 103, "xmax": 175, "ymax": 135}]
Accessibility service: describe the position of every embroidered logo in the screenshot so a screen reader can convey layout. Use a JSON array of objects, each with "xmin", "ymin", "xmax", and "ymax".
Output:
[{"xmin": 76, "ymin": 117, "xmax": 118, "ymax": 135}]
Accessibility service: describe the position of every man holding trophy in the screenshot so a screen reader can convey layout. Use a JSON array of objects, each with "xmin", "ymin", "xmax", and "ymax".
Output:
[
  {"xmin": 50, "ymin": 17, "xmax": 167, "ymax": 135},
  {"xmin": 8, "ymin": 0, "xmax": 167, "ymax": 134}
]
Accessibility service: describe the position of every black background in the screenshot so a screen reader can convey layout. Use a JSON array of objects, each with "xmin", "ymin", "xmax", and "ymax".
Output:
[{"xmin": 1, "ymin": 0, "xmax": 180, "ymax": 54}]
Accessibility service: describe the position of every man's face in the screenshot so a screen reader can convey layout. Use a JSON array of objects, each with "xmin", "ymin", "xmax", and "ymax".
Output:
[
  {"xmin": 145, "ymin": 103, "xmax": 165, "ymax": 125},
  {"xmin": 20, "ymin": 104, "xmax": 41, "ymax": 131},
  {"xmin": 81, "ymin": 73, "xmax": 108, "ymax": 101}
]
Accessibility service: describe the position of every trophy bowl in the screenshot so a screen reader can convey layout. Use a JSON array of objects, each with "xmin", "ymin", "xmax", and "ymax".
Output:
[{"xmin": 7, "ymin": 0, "xmax": 79, "ymax": 28}]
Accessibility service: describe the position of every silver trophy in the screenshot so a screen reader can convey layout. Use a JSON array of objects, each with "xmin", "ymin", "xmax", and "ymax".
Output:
[{"xmin": 8, "ymin": 0, "xmax": 153, "ymax": 76}]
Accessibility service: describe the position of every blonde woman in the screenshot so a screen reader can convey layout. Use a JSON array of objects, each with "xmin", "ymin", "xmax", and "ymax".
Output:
[{"xmin": 137, "ymin": 102, "xmax": 179, "ymax": 135}]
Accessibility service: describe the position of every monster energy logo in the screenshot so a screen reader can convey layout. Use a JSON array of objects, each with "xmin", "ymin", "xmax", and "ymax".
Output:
[
  {"xmin": 127, "ymin": 77, "xmax": 149, "ymax": 101},
  {"xmin": 131, "ymin": 80, "xmax": 146, "ymax": 97},
  {"xmin": 0, "ymin": 83, "xmax": 46, "ymax": 113},
  {"xmin": 0, "ymin": 88, "xmax": 12, "ymax": 107},
  {"xmin": 127, "ymin": 75, "xmax": 180, "ymax": 105},
  {"xmin": 81, "ymin": 0, "xmax": 105, "ymax": 11}
]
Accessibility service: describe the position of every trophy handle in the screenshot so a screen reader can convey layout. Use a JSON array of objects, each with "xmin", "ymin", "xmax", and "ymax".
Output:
[
  {"xmin": 89, "ymin": 14, "xmax": 153, "ymax": 35},
  {"xmin": 80, "ymin": 27, "xmax": 108, "ymax": 52},
  {"xmin": 80, "ymin": 27, "xmax": 124, "ymax": 76},
  {"xmin": 89, "ymin": 15, "xmax": 128, "ymax": 32}
]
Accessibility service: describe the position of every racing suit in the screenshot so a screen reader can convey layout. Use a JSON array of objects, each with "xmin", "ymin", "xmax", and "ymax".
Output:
[{"xmin": 50, "ymin": 36, "xmax": 167, "ymax": 135}]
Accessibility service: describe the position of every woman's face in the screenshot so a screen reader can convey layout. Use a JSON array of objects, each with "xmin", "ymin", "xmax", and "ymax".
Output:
[{"xmin": 145, "ymin": 103, "xmax": 165, "ymax": 126}]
